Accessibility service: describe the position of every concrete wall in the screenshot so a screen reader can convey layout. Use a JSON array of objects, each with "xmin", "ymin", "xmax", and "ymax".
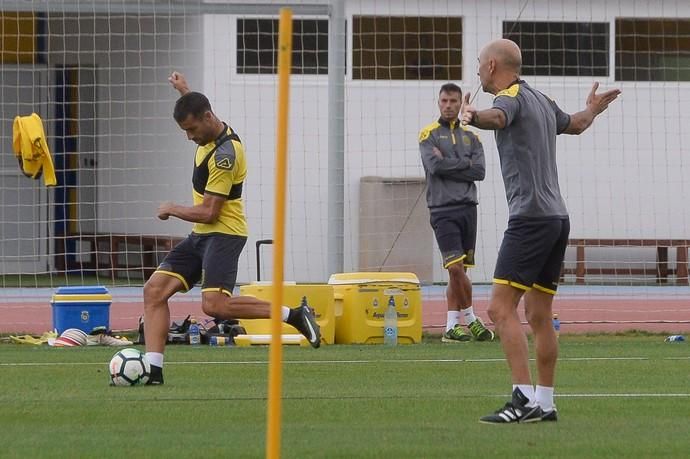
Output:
[{"xmin": 358, "ymin": 176, "xmax": 433, "ymax": 282}]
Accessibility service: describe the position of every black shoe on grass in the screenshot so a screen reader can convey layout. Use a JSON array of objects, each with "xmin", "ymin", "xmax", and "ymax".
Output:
[
  {"xmin": 146, "ymin": 364, "xmax": 164, "ymax": 385},
  {"xmin": 479, "ymin": 388, "xmax": 542, "ymax": 424},
  {"xmin": 287, "ymin": 304, "xmax": 321, "ymax": 348},
  {"xmin": 441, "ymin": 325, "xmax": 471, "ymax": 343},
  {"xmin": 468, "ymin": 318, "xmax": 496, "ymax": 341},
  {"xmin": 541, "ymin": 408, "xmax": 558, "ymax": 422}
]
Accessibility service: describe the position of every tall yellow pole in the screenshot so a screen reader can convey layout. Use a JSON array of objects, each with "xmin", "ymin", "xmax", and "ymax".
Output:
[{"xmin": 266, "ymin": 7, "xmax": 292, "ymax": 459}]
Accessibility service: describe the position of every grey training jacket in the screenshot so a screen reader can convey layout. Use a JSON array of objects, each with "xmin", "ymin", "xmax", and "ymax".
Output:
[{"xmin": 419, "ymin": 117, "xmax": 485, "ymax": 212}]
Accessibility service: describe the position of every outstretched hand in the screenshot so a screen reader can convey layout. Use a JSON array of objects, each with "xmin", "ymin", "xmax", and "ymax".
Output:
[
  {"xmin": 586, "ymin": 82, "xmax": 621, "ymax": 115},
  {"xmin": 460, "ymin": 92, "xmax": 476, "ymax": 126},
  {"xmin": 168, "ymin": 71, "xmax": 190, "ymax": 95}
]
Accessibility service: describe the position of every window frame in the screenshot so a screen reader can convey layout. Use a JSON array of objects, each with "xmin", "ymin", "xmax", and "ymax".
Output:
[
  {"xmin": 351, "ymin": 15, "xmax": 463, "ymax": 82},
  {"xmin": 502, "ymin": 20, "xmax": 611, "ymax": 79},
  {"xmin": 235, "ymin": 15, "xmax": 330, "ymax": 77},
  {"xmin": 615, "ymin": 17, "xmax": 690, "ymax": 82}
]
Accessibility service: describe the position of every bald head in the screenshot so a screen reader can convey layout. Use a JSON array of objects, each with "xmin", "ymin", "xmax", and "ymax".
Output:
[
  {"xmin": 477, "ymin": 39, "xmax": 522, "ymax": 94},
  {"xmin": 482, "ymin": 39, "xmax": 522, "ymax": 73}
]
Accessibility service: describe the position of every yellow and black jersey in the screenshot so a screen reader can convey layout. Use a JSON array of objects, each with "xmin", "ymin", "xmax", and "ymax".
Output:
[{"xmin": 191, "ymin": 123, "xmax": 248, "ymax": 236}]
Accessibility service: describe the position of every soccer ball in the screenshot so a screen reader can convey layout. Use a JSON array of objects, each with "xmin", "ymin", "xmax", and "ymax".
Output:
[{"xmin": 109, "ymin": 348, "xmax": 151, "ymax": 386}]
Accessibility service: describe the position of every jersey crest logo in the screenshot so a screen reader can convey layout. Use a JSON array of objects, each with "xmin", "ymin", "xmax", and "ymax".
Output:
[
  {"xmin": 462, "ymin": 134, "xmax": 471, "ymax": 146},
  {"xmin": 215, "ymin": 157, "xmax": 234, "ymax": 170}
]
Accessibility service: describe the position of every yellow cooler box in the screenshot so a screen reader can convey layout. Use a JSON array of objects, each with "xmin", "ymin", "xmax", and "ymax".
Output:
[
  {"xmin": 328, "ymin": 272, "xmax": 422, "ymax": 344},
  {"xmin": 238, "ymin": 283, "xmax": 335, "ymax": 345}
]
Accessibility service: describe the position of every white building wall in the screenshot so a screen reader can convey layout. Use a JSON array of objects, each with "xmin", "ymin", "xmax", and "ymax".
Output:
[
  {"xmin": 198, "ymin": 0, "xmax": 690, "ymax": 283},
  {"xmin": 37, "ymin": 0, "xmax": 688, "ymax": 283}
]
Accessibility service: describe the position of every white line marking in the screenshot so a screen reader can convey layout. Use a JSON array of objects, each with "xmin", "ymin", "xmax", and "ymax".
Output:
[
  {"xmin": 555, "ymin": 393, "xmax": 690, "ymax": 397},
  {"xmin": 2, "ymin": 356, "xmax": 688, "ymax": 367},
  {"xmin": 484, "ymin": 393, "xmax": 690, "ymax": 399}
]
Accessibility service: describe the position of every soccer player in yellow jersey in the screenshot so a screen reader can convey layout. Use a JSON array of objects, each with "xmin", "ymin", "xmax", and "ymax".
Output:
[{"xmin": 143, "ymin": 72, "xmax": 320, "ymax": 384}]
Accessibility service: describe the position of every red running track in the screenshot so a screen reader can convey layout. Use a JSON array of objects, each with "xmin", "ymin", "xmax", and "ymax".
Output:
[{"xmin": 1, "ymin": 292, "xmax": 689, "ymax": 335}]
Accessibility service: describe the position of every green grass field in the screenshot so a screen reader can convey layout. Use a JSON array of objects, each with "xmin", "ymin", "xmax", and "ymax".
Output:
[{"xmin": 1, "ymin": 336, "xmax": 689, "ymax": 458}]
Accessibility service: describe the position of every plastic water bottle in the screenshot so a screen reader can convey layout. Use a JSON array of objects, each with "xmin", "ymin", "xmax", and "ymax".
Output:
[
  {"xmin": 665, "ymin": 335, "xmax": 686, "ymax": 342},
  {"xmin": 383, "ymin": 296, "xmax": 398, "ymax": 346},
  {"xmin": 552, "ymin": 313, "xmax": 560, "ymax": 338},
  {"xmin": 188, "ymin": 319, "xmax": 201, "ymax": 345}
]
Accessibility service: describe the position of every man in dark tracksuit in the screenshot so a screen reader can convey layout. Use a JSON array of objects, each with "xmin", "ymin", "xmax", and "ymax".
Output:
[{"xmin": 419, "ymin": 83, "xmax": 495, "ymax": 343}]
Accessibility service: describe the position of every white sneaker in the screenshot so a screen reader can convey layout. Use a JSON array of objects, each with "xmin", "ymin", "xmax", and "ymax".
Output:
[{"xmin": 87, "ymin": 334, "xmax": 133, "ymax": 346}]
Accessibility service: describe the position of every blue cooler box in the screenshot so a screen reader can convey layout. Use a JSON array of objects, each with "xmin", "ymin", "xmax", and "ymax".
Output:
[{"xmin": 51, "ymin": 286, "xmax": 112, "ymax": 334}]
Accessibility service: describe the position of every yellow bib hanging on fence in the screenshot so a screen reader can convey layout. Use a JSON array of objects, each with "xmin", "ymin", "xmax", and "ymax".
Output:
[{"xmin": 12, "ymin": 113, "xmax": 57, "ymax": 186}]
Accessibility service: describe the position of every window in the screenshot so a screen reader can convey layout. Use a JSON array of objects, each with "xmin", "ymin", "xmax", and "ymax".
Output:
[
  {"xmin": 237, "ymin": 18, "xmax": 328, "ymax": 75},
  {"xmin": 0, "ymin": 12, "xmax": 38, "ymax": 64},
  {"xmin": 353, "ymin": 16, "xmax": 462, "ymax": 80},
  {"xmin": 503, "ymin": 21, "xmax": 609, "ymax": 77},
  {"xmin": 616, "ymin": 18, "xmax": 690, "ymax": 81}
]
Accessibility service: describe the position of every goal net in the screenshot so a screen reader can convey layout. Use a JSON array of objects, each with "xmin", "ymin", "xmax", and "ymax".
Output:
[{"xmin": 1, "ymin": 0, "xmax": 689, "ymax": 331}]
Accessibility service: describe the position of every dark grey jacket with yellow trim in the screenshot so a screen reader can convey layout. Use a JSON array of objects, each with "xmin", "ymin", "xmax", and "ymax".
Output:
[{"xmin": 418, "ymin": 117, "xmax": 485, "ymax": 212}]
